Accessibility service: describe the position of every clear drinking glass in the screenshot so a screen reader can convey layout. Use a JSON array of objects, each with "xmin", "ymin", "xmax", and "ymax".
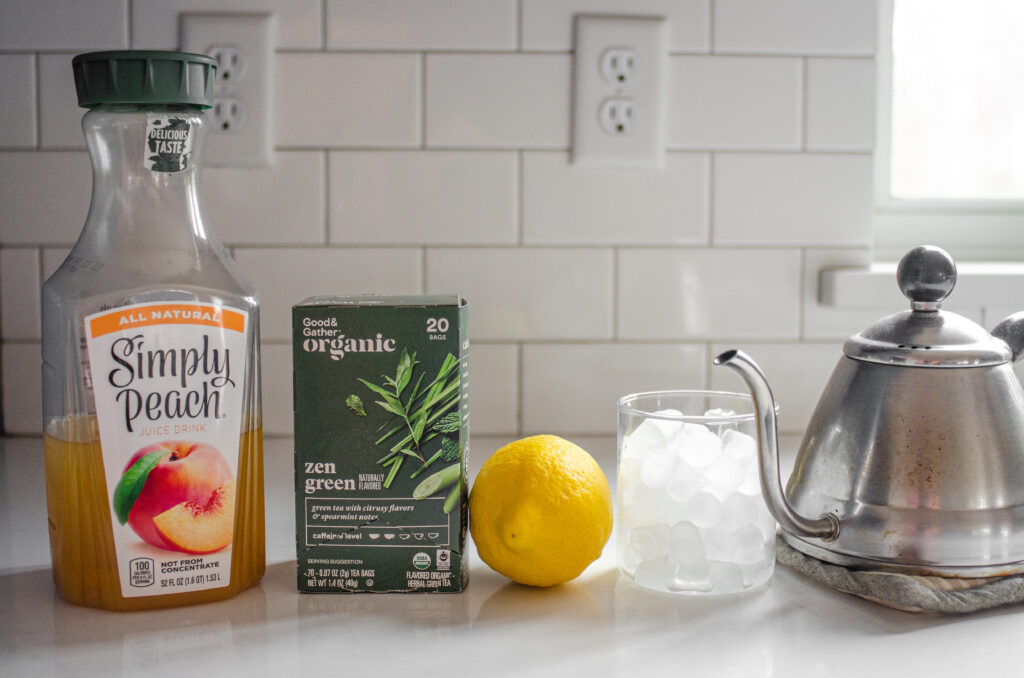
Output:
[{"xmin": 617, "ymin": 391, "xmax": 776, "ymax": 595}]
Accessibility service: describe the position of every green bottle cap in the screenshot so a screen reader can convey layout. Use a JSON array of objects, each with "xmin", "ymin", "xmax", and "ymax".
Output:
[{"xmin": 72, "ymin": 50, "xmax": 216, "ymax": 109}]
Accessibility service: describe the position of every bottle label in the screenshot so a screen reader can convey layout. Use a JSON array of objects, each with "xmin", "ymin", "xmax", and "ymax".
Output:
[
  {"xmin": 84, "ymin": 301, "xmax": 248, "ymax": 597},
  {"xmin": 144, "ymin": 115, "xmax": 193, "ymax": 172}
]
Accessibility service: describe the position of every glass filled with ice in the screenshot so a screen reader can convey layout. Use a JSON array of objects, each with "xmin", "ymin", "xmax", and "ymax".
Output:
[{"xmin": 617, "ymin": 391, "xmax": 776, "ymax": 595}]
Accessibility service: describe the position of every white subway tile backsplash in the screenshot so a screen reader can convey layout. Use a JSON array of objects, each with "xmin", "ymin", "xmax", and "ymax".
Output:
[
  {"xmin": 233, "ymin": 248, "xmax": 423, "ymax": 340},
  {"xmin": 426, "ymin": 248, "xmax": 613, "ymax": 340},
  {"xmin": 38, "ymin": 53, "xmax": 84, "ymax": 149},
  {"xmin": 469, "ymin": 343, "xmax": 518, "ymax": 435},
  {"xmin": 618, "ymin": 248, "xmax": 802, "ymax": 339},
  {"xmin": 0, "ymin": 1, "xmax": 887, "ymax": 440},
  {"xmin": 2, "ymin": 342, "xmax": 42, "ymax": 434},
  {"xmin": 259, "ymin": 342, "xmax": 292, "ymax": 435},
  {"xmin": 667, "ymin": 56, "xmax": 801, "ymax": 150},
  {"xmin": 714, "ymin": 0, "xmax": 876, "ymax": 56},
  {"xmin": 0, "ymin": 249, "xmax": 41, "ymax": 339},
  {"xmin": 0, "ymin": 152, "xmax": 91, "ymax": 245},
  {"xmin": 329, "ymin": 151, "xmax": 516, "ymax": 245},
  {"xmin": 0, "ymin": 55, "xmax": 36, "ymax": 148},
  {"xmin": 713, "ymin": 153, "xmax": 873, "ymax": 246},
  {"xmin": 131, "ymin": 0, "xmax": 321, "ymax": 50},
  {"xmin": 276, "ymin": 53, "xmax": 420, "ymax": 148},
  {"xmin": 709, "ymin": 341, "xmax": 843, "ymax": 434},
  {"xmin": 522, "ymin": 343, "xmax": 706, "ymax": 435},
  {"xmin": 806, "ymin": 58, "xmax": 875, "ymax": 152},
  {"xmin": 425, "ymin": 54, "xmax": 571, "ymax": 148},
  {"xmin": 521, "ymin": 0, "xmax": 710, "ymax": 52},
  {"xmin": 802, "ymin": 248, "xmax": 882, "ymax": 340},
  {"xmin": 203, "ymin": 152, "xmax": 325, "ymax": 245},
  {"xmin": 522, "ymin": 152, "xmax": 708, "ymax": 245},
  {"xmin": 327, "ymin": 0, "xmax": 515, "ymax": 50},
  {"xmin": 42, "ymin": 248, "xmax": 71, "ymax": 280},
  {"xmin": 0, "ymin": 0, "xmax": 126, "ymax": 50}
]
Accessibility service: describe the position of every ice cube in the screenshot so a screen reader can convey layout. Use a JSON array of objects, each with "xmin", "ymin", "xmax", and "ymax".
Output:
[
  {"xmin": 721, "ymin": 493, "xmax": 762, "ymax": 531},
  {"xmin": 650, "ymin": 409, "xmax": 684, "ymax": 439},
  {"xmin": 677, "ymin": 425, "xmax": 722, "ymax": 468},
  {"xmin": 624, "ymin": 484, "xmax": 667, "ymax": 526},
  {"xmin": 700, "ymin": 525, "xmax": 740, "ymax": 561},
  {"xmin": 707, "ymin": 560, "xmax": 744, "ymax": 594},
  {"xmin": 684, "ymin": 492, "xmax": 723, "ymax": 528},
  {"xmin": 633, "ymin": 556, "xmax": 677, "ymax": 592},
  {"xmin": 756, "ymin": 509, "xmax": 778, "ymax": 544},
  {"xmin": 741, "ymin": 556, "xmax": 775, "ymax": 589},
  {"xmin": 738, "ymin": 458, "xmax": 762, "ymax": 496},
  {"xmin": 667, "ymin": 522, "xmax": 711, "ymax": 591},
  {"xmin": 705, "ymin": 454, "xmax": 744, "ymax": 493},
  {"xmin": 704, "ymin": 407, "xmax": 736, "ymax": 419},
  {"xmin": 721, "ymin": 428, "xmax": 757, "ymax": 462},
  {"xmin": 665, "ymin": 459, "xmax": 703, "ymax": 503},
  {"xmin": 734, "ymin": 524, "xmax": 769, "ymax": 565},
  {"xmin": 622, "ymin": 418, "xmax": 668, "ymax": 460},
  {"xmin": 629, "ymin": 524, "xmax": 670, "ymax": 561},
  {"xmin": 640, "ymin": 446, "xmax": 677, "ymax": 488}
]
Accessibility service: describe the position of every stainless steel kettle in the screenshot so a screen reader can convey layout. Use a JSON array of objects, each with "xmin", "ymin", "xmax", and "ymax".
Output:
[{"xmin": 716, "ymin": 245, "xmax": 1024, "ymax": 575}]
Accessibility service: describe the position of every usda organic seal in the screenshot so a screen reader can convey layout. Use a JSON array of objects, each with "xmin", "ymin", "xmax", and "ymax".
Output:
[{"xmin": 412, "ymin": 552, "xmax": 431, "ymax": 570}]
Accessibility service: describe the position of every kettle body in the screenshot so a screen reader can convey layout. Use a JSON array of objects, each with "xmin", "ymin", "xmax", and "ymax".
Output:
[{"xmin": 785, "ymin": 356, "xmax": 1024, "ymax": 574}]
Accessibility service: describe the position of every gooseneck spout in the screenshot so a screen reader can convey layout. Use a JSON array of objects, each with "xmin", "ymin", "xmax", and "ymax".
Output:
[{"xmin": 714, "ymin": 349, "xmax": 840, "ymax": 542}]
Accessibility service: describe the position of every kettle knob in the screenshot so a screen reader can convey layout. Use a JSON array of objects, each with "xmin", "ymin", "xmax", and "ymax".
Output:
[{"xmin": 897, "ymin": 245, "xmax": 957, "ymax": 311}]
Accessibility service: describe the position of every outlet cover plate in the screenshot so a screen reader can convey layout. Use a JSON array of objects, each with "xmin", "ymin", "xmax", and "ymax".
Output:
[
  {"xmin": 572, "ymin": 15, "xmax": 668, "ymax": 169},
  {"xmin": 180, "ymin": 12, "xmax": 275, "ymax": 167}
]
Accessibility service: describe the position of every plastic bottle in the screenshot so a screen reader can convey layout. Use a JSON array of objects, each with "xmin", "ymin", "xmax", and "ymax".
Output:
[{"xmin": 41, "ymin": 51, "xmax": 264, "ymax": 610}]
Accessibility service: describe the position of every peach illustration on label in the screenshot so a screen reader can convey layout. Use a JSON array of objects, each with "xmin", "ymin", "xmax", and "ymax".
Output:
[
  {"xmin": 113, "ymin": 440, "xmax": 234, "ymax": 552},
  {"xmin": 154, "ymin": 479, "xmax": 236, "ymax": 554}
]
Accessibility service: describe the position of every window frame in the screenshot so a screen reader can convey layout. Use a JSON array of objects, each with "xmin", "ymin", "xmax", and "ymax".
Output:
[{"xmin": 873, "ymin": 0, "xmax": 1024, "ymax": 262}]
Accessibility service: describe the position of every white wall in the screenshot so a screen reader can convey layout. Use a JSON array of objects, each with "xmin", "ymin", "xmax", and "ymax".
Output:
[{"xmin": 0, "ymin": 0, "xmax": 894, "ymax": 439}]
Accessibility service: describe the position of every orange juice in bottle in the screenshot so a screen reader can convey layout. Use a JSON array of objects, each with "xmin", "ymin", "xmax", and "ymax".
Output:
[{"xmin": 41, "ymin": 51, "xmax": 264, "ymax": 610}]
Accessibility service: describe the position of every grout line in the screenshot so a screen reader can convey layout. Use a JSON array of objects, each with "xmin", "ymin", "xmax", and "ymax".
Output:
[
  {"xmin": 800, "ymin": 57, "xmax": 808, "ymax": 151},
  {"xmin": 220, "ymin": 242, "xmax": 837, "ymax": 251},
  {"xmin": 516, "ymin": 150, "xmax": 524, "ymax": 245},
  {"xmin": 37, "ymin": 246, "xmax": 45, "ymax": 301},
  {"xmin": 259, "ymin": 336, "xmax": 819, "ymax": 346},
  {"xmin": 421, "ymin": 247, "xmax": 428, "ymax": 293},
  {"xmin": 516, "ymin": 342, "xmax": 524, "ymax": 436},
  {"xmin": 516, "ymin": 0, "xmax": 523, "ymax": 51},
  {"xmin": 322, "ymin": 150, "xmax": 330, "ymax": 244},
  {"xmin": 126, "ymin": 0, "xmax": 133, "ymax": 47},
  {"xmin": 611, "ymin": 248, "xmax": 620, "ymax": 340},
  {"xmin": 708, "ymin": 0, "xmax": 716, "ymax": 53},
  {"xmin": 798, "ymin": 248, "xmax": 807, "ymax": 340},
  {"xmin": 420, "ymin": 53, "xmax": 427, "ymax": 148},
  {"xmin": 266, "ymin": 145, "xmax": 871, "ymax": 155},
  {"xmin": 33, "ymin": 53, "xmax": 41, "ymax": 149},
  {"xmin": 321, "ymin": 0, "xmax": 328, "ymax": 49},
  {"xmin": 707, "ymin": 152, "xmax": 715, "ymax": 246}
]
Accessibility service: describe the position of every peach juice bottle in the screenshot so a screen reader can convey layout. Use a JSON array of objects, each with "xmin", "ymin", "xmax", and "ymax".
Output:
[{"xmin": 41, "ymin": 51, "xmax": 264, "ymax": 610}]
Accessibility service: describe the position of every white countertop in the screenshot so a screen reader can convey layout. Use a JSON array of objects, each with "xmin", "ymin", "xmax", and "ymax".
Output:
[{"xmin": 2, "ymin": 436, "xmax": 1022, "ymax": 678}]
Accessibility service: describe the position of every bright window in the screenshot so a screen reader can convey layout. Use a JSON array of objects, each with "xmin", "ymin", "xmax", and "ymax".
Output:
[{"xmin": 875, "ymin": 0, "xmax": 1024, "ymax": 260}]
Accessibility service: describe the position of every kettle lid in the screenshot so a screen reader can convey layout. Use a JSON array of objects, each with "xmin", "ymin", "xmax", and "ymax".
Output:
[{"xmin": 844, "ymin": 246, "xmax": 1011, "ymax": 367}]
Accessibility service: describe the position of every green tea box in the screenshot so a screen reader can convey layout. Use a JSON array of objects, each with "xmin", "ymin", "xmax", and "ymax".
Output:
[{"xmin": 292, "ymin": 295, "xmax": 469, "ymax": 593}]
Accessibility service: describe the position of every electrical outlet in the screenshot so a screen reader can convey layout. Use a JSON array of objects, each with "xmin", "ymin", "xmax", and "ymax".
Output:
[
  {"xmin": 211, "ymin": 97, "xmax": 246, "ymax": 133},
  {"xmin": 180, "ymin": 13, "xmax": 275, "ymax": 168},
  {"xmin": 599, "ymin": 98, "xmax": 634, "ymax": 135},
  {"xmin": 572, "ymin": 15, "xmax": 668, "ymax": 168}
]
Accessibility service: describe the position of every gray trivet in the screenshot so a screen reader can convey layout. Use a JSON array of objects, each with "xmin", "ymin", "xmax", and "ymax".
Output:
[{"xmin": 776, "ymin": 537, "xmax": 1024, "ymax": 614}]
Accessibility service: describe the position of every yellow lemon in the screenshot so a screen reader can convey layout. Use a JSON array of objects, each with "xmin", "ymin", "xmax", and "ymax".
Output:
[{"xmin": 470, "ymin": 435, "xmax": 613, "ymax": 587}]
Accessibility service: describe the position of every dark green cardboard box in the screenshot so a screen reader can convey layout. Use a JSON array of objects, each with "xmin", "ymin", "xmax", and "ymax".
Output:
[{"xmin": 292, "ymin": 295, "xmax": 469, "ymax": 592}]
